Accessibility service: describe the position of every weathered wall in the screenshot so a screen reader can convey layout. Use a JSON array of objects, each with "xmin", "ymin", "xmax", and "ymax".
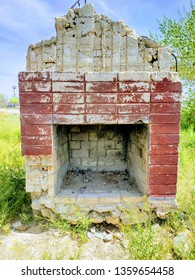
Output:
[
  {"xmin": 127, "ymin": 124, "xmax": 149, "ymax": 194},
  {"xmin": 26, "ymin": 4, "xmax": 171, "ymax": 73},
  {"xmin": 19, "ymin": 3, "xmax": 182, "ymax": 223},
  {"xmin": 68, "ymin": 125, "xmax": 127, "ymax": 171},
  {"xmin": 19, "ymin": 71, "xmax": 182, "ymax": 201}
]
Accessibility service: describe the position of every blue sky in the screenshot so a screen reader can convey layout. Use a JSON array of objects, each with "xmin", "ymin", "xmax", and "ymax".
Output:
[{"xmin": 0, "ymin": 0, "xmax": 192, "ymax": 98}]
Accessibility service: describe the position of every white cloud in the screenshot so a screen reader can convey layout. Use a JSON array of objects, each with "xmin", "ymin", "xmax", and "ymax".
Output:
[
  {"xmin": 0, "ymin": 0, "xmax": 60, "ymax": 96},
  {"xmin": 0, "ymin": 0, "xmax": 57, "ymax": 41}
]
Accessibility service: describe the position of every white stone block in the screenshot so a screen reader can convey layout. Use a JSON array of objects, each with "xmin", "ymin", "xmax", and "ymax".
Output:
[
  {"xmin": 80, "ymin": 3, "xmax": 95, "ymax": 17},
  {"xmin": 85, "ymin": 72, "xmax": 117, "ymax": 81},
  {"xmin": 76, "ymin": 17, "xmax": 94, "ymax": 37},
  {"xmin": 77, "ymin": 52, "xmax": 94, "ymax": 71},
  {"xmin": 158, "ymin": 47, "xmax": 172, "ymax": 71},
  {"xmin": 119, "ymin": 71, "xmax": 150, "ymax": 81},
  {"xmin": 151, "ymin": 72, "xmax": 179, "ymax": 82},
  {"xmin": 127, "ymin": 35, "xmax": 138, "ymax": 71}
]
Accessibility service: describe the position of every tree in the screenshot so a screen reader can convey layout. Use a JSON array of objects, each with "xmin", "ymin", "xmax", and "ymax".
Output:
[
  {"xmin": 9, "ymin": 97, "xmax": 19, "ymax": 106},
  {"xmin": 151, "ymin": 0, "xmax": 195, "ymax": 130},
  {"xmin": 151, "ymin": 0, "xmax": 195, "ymax": 80},
  {"xmin": 180, "ymin": 87, "xmax": 195, "ymax": 130}
]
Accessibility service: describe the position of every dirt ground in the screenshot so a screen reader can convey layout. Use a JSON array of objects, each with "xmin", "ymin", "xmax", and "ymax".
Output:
[{"xmin": 0, "ymin": 222, "xmax": 129, "ymax": 260}]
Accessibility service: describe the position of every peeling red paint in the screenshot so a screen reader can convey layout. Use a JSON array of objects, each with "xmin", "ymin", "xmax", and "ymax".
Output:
[{"xmin": 18, "ymin": 71, "xmax": 182, "ymax": 197}]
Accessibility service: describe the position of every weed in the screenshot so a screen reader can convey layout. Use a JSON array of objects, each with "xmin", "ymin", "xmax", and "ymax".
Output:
[
  {"xmin": 121, "ymin": 128, "xmax": 195, "ymax": 260},
  {"xmin": 0, "ymin": 115, "xmax": 32, "ymax": 229}
]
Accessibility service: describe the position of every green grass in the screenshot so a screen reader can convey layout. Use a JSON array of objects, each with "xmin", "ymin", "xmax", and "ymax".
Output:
[
  {"xmin": 0, "ymin": 113, "xmax": 194, "ymax": 259},
  {"xmin": 122, "ymin": 128, "xmax": 195, "ymax": 260},
  {"xmin": 0, "ymin": 114, "xmax": 32, "ymax": 228}
]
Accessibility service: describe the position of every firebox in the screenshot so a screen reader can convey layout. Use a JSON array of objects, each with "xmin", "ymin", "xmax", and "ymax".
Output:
[
  {"xmin": 53, "ymin": 123, "xmax": 148, "ymax": 193},
  {"xmin": 18, "ymin": 4, "xmax": 182, "ymax": 224}
]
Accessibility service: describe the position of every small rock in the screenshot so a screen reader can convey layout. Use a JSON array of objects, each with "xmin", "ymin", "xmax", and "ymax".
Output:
[
  {"xmin": 151, "ymin": 223, "xmax": 161, "ymax": 232},
  {"xmin": 113, "ymin": 232, "xmax": 123, "ymax": 240},
  {"xmin": 53, "ymin": 231, "xmax": 60, "ymax": 237},
  {"xmin": 12, "ymin": 221, "xmax": 29, "ymax": 232},
  {"xmin": 105, "ymin": 216, "xmax": 119, "ymax": 225},
  {"xmin": 173, "ymin": 231, "xmax": 192, "ymax": 255},
  {"xmin": 87, "ymin": 232, "xmax": 94, "ymax": 239},
  {"xmin": 122, "ymin": 239, "xmax": 129, "ymax": 249},
  {"xmin": 90, "ymin": 227, "xmax": 96, "ymax": 234},
  {"xmin": 103, "ymin": 233, "xmax": 113, "ymax": 242},
  {"xmin": 94, "ymin": 232, "xmax": 105, "ymax": 240},
  {"xmin": 156, "ymin": 207, "xmax": 169, "ymax": 219},
  {"xmin": 12, "ymin": 221, "xmax": 22, "ymax": 229}
]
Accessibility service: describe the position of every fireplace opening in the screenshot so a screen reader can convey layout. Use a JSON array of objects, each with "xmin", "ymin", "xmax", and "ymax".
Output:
[{"xmin": 54, "ymin": 124, "xmax": 149, "ymax": 198}]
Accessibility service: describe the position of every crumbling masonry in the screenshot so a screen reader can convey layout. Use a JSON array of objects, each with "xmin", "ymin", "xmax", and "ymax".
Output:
[{"xmin": 19, "ymin": 4, "xmax": 182, "ymax": 224}]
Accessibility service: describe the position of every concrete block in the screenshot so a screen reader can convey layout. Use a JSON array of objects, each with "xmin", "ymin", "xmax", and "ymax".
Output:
[
  {"xmin": 72, "ymin": 149, "xmax": 89, "ymax": 158},
  {"xmin": 81, "ymin": 158, "xmax": 97, "ymax": 167},
  {"xmin": 71, "ymin": 132, "xmax": 89, "ymax": 141},
  {"xmin": 69, "ymin": 141, "xmax": 80, "ymax": 149},
  {"xmin": 90, "ymin": 149, "xmax": 106, "ymax": 158}
]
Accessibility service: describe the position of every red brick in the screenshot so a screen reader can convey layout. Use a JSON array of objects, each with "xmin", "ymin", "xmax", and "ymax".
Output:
[
  {"xmin": 118, "ymin": 104, "xmax": 150, "ymax": 114},
  {"xmin": 52, "ymin": 82, "xmax": 84, "ymax": 93},
  {"xmin": 86, "ymin": 104, "xmax": 117, "ymax": 114},
  {"xmin": 150, "ymin": 134, "xmax": 179, "ymax": 145},
  {"xmin": 151, "ymin": 79, "xmax": 182, "ymax": 92},
  {"xmin": 53, "ymin": 114, "xmax": 85, "ymax": 124},
  {"xmin": 150, "ymin": 114, "xmax": 180, "ymax": 124},
  {"xmin": 53, "ymin": 93, "xmax": 84, "ymax": 104},
  {"xmin": 150, "ymin": 144, "xmax": 178, "ymax": 155},
  {"xmin": 86, "ymin": 114, "xmax": 117, "ymax": 124},
  {"xmin": 151, "ymin": 92, "xmax": 181, "ymax": 103},
  {"xmin": 22, "ymin": 136, "xmax": 52, "ymax": 146},
  {"xmin": 86, "ymin": 82, "xmax": 117, "ymax": 93},
  {"xmin": 21, "ymin": 125, "xmax": 52, "ymax": 136},
  {"xmin": 52, "ymin": 72, "xmax": 84, "ymax": 82},
  {"xmin": 86, "ymin": 93, "xmax": 117, "ymax": 104},
  {"xmin": 118, "ymin": 114, "xmax": 149, "ymax": 124},
  {"xmin": 20, "ymin": 104, "xmax": 52, "ymax": 114},
  {"xmin": 19, "ymin": 72, "xmax": 51, "ymax": 81},
  {"xmin": 53, "ymin": 104, "xmax": 85, "ymax": 114},
  {"xmin": 148, "ymin": 185, "xmax": 177, "ymax": 196},
  {"xmin": 119, "ymin": 82, "xmax": 150, "ymax": 92},
  {"xmin": 19, "ymin": 81, "xmax": 51, "ymax": 92},
  {"xmin": 22, "ymin": 145, "xmax": 52, "ymax": 156},
  {"xmin": 149, "ymin": 174, "xmax": 177, "ymax": 185},
  {"xmin": 19, "ymin": 93, "xmax": 52, "ymax": 104},
  {"xmin": 20, "ymin": 114, "xmax": 52, "ymax": 125},
  {"xmin": 118, "ymin": 92, "xmax": 150, "ymax": 103},
  {"xmin": 150, "ymin": 124, "xmax": 180, "ymax": 134},
  {"xmin": 151, "ymin": 103, "xmax": 181, "ymax": 114},
  {"xmin": 150, "ymin": 154, "xmax": 178, "ymax": 165},
  {"xmin": 149, "ymin": 165, "xmax": 178, "ymax": 175}
]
